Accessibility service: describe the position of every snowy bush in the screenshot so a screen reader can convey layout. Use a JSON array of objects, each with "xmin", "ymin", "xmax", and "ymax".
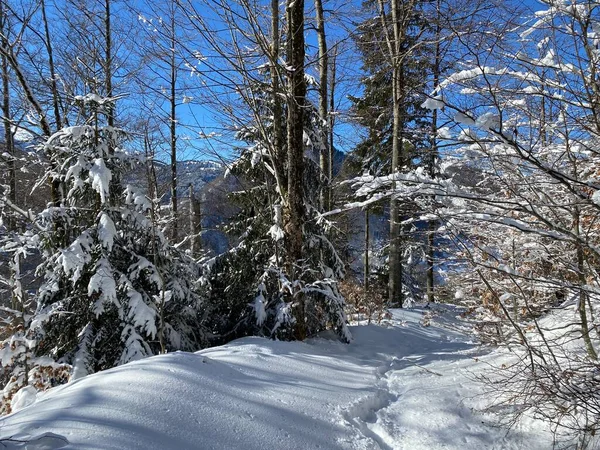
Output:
[
  {"xmin": 339, "ymin": 278, "xmax": 387, "ymax": 325},
  {"xmin": 420, "ymin": 1, "xmax": 600, "ymax": 446}
]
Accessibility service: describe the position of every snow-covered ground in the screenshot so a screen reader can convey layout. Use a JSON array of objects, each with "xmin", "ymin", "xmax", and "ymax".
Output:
[{"xmin": 0, "ymin": 306, "xmax": 554, "ymax": 449}]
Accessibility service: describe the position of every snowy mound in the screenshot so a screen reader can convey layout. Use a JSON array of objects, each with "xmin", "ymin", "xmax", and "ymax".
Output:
[{"xmin": 0, "ymin": 308, "xmax": 553, "ymax": 450}]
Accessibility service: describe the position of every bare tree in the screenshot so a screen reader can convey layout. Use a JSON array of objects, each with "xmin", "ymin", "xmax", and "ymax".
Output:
[
  {"xmin": 188, "ymin": 183, "xmax": 202, "ymax": 258},
  {"xmin": 0, "ymin": 2, "xmax": 16, "ymax": 230},
  {"xmin": 315, "ymin": 0, "xmax": 329, "ymax": 211},
  {"xmin": 426, "ymin": 1, "xmax": 600, "ymax": 444},
  {"xmin": 375, "ymin": 0, "xmax": 419, "ymax": 307}
]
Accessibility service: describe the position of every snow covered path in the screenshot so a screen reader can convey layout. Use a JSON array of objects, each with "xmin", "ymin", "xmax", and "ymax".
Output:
[
  {"xmin": 0, "ymin": 307, "xmax": 553, "ymax": 449},
  {"xmin": 331, "ymin": 310, "xmax": 551, "ymax": 450}
]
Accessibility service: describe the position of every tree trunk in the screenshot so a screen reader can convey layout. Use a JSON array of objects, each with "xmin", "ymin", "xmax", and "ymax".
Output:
[
  {"xmin": 285, "ymin": 0, "xmax": 306, "ymax": 267},
  {"xmin": 41, "ymin": 0, "xmax": 62, "ymax": 130},
  {"xmin": 387, "ymin": 0, "xmax": 414, "ymax": 308},
  {"xmin": 328, "ymin": 44, "xmax": 337, "ymax": 209},
  {"xmin": 189, "ymin": 184, "xmax": 202, "ymax": 258},
  {"xmin": 104, "ymin": 0, "xmax": 122, "ymax": 208},
  {"xmin": 388, "ymin": 73, "xmax": 405, "ymax": 307},
  {"xmin": 286, "ymin": 0, "xmax": 306, "ymax": 339},
  {"xmin": 170, "ymin": 7, "xmax": 178, "ymax": 243},
  {"xmin": 426, "ymin": 0, "xmax": 441, "ymax": 304},
  {"xmin": 105, "ymin": 0, "xmax": 113, "ymax": 127},
  {"xmin": 364, "ymin": 208, "xmax": 370, "ymax": 291},
  {"xmin": 388, "ymin": 194, "xmax": 403, "ymax": 307},
  {"xmin": 144, "ymin": 131, "xmax": 158, "ymax": 201},
  {"xmin": 315, "ymin": 0, "xmax": 329, "ymax": 211},
  {"xmin": 1, "ymin": 9, "xmax": 16, "ymax": 231},
  {"xmin": 270, "ymin": 0, "xmax": 285, "ymax": 194}
]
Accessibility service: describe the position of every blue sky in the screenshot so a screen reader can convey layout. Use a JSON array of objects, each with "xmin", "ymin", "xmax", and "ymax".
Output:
[{"xmin": 6, "ymin": 0, "xmax": 549, "ymax": 164}]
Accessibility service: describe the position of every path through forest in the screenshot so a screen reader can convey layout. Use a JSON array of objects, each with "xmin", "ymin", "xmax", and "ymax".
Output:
[{"xmin": 0, "ymin": 306, "xmax": 553, "ymax": 449}]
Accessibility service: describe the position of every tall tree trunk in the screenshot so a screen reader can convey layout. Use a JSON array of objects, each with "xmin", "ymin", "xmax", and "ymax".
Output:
[
  {"xmin": 285, "ymin": 0, "xmax": 306, "ymax": 267},
  {"xmin": 426, "ymin": 0, "xmax": 441, "ymax": 304},
  {"xmin": 170, "ymin": 7, "xmax": 178, "ymax": 243},
  {"xmin": 105, "ymin": 0, "xmax": 113, "ymax": 127},
  {"xmin": 286, "ymin": 0, "xmax": 306, "ymax": 338},
  {"xmin": 315, "ymin": 0, "xmax": 329, "ymax": 211},
  {"xmin": 104, "ymin": 0, "xmax": 122, "ymax": 208},
  {"xmin": 328, "ymin": 44, "xmax": 337, "ymax": 209},
  {"xmin": 1, "ymin": 5, "xmax": 16, "ymax": 231},
  {"xmin": 41, "ymin": 0, "xmax": 62, "ymax": 130},
  {"xmin": 364, "ymin": 208, "xmax": 370, "ymax": 291},
  {"xmin": 389, "ymin": 71, "xmax": 405, "ymax": 307},
  {"xmin": 270, "ymin": 0, "xmax": 285, "ymax": 193},
  {"xmin": 189, "ymin": 184, "xmax": 202, "ymax": 258},
  {"xmin": 144, "ymin": 131, "xmax": 158, "ymax": 201},
  {"xmin": 538, "ymin": 40, "xmax": 549, "ymax": 147},
  {"xmin": 386, "ymin": 0, "xmax": 414, "ymax": 308}
]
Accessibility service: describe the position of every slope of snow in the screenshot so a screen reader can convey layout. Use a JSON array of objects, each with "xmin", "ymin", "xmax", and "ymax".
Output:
[{"xmin": 0, "ymin": 307, "xmax": 554, "ymax": 449}]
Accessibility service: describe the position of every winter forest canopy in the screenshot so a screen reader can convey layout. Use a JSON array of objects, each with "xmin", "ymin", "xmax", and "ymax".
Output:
[{"xmin": 1, "ymin": 0, "xmax": 600, "ymax": 447}]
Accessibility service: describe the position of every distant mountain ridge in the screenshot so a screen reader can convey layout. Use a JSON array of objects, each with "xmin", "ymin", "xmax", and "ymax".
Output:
[{"xmin": 152, "ymin": 159, "xmax": 225, "ymax": 198}]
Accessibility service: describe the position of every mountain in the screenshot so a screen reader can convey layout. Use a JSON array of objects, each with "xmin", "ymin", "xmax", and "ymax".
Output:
[{"xmin": 151, "ymin": 159, "xmax": 225, "ymax": 198}]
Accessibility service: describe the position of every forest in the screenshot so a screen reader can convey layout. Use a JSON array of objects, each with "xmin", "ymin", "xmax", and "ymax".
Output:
[{"xmin": 0, "ymin": 0, "xmax": 600, "ymax": 448}]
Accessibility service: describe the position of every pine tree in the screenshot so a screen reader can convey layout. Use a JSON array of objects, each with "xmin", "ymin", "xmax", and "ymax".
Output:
[
  {"xmin": 0, "ymin": 96, "xmax": 206, "ymax": 411},
  {"xmin": 201, "ymin": 68, "xmax": 350, "ymax": 343},
  {"xmin": 348, "ymin": 0, "xmax": 432, "ymax": 304}
]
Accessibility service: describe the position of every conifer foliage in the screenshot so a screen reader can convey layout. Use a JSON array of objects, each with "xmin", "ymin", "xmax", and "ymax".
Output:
[
  {"xmin": 0, "ymin": 96, "xmax": 205, "ymax": 412},
  {"xmin": 201, "ymin": 81, "xmax": 350, "ymax": 344}
]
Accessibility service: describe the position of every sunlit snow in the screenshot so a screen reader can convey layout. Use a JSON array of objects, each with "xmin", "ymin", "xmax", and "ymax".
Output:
[{"xmin": 0, "ymin": 307, "xmax": 554, "ymax": 450}]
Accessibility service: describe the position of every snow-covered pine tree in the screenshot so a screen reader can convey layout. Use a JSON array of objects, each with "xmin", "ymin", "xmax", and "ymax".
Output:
[
  {"xmin": 0, "ymin": 95, "xmax": 206, "ymax": 412},
  {"xmin": 347, "ymin": 0, "xmax": 434, "ymax": 306},
  {"xmin": 201, "ymin": 72, "xmax": 350, "ymax": 343},
  {"xmin": 179, "ymin": 0, "xmax": 351, "ymax": 343}
]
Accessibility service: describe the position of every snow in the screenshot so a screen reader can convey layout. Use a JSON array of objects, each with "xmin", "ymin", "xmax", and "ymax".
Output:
[
  {"xmin": 437, "ymin": 126, "xmax": 452, "ymax": 139},
  {"xmin": 125, "ymin": 185, "xmax": 152, "ymax": 212},
  {"xmin": 454, "ymin": 112, "xmax": 475, "ymax": 126},
  {"xmin": 9, "ymin": 386, "xmax": 37, "ymax": 413},
  {"xmin": 88, "ymin": 158, "xmax": 112, "ymax": 204},
  {"xmin": 475, "ymin": 112, "xmax": 501, "ymax": 131},
  {"xmin": 12, "ymin": 127, "xmax": 34, "ymax": 143},
  {"xmin": 592, "ymin": 189, "xmax": 600, "ymax": 206},
  {"xmin": 57, "ymin": 232, "xmax": 93, "ymax": 284},
  {"xmin": 268, "ymin": 205, "xmax": 285, "ymax": 242},
  {"xmin": 267, "ymin": 224, "xmax": 285, "ymax": 241},
  {"xmin": 88, "ymin": 258, "xmax": 118, "ymax": 316},
  {"xmin": 72, "ymin": 324, "xmax": 93, "ymax": 381},
  {"xmin": 421, "ymin": 95, "xmax": 445, "ymax": 111},
  {"xmin": 75, "ymin": 93, "xmax": 111, "ymax": 105},
  {"xmin": 97, "ymin": 213, "xmax": 117, "ymax": 251},
  {"xmin": 126, "ymin": 289, "xmax": 157, "ymax": 338},
  {"xmin": 252, "ymin": 286, "xmax": 267, "ymax": 326},
  {"xmin": 0, "ymin": 307, "xmax": 554, "ymax": 450}
]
